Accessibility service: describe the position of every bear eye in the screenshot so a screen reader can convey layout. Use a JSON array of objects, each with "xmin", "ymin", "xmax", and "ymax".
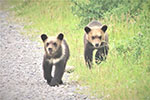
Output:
[
  {"xmin": 99, "ymin": 36, "xmax": 102, "ymax": 40},
  {"xmin": 46, "ymin": 43, "xmax": 49, "ymax": 47},
  {"xmin": 53, "ymin": 42, "xmax": 57, "ymax": 47},
  {"xmin": 92, "ymin": 36, "xmax": 95, "ymax": 40}
]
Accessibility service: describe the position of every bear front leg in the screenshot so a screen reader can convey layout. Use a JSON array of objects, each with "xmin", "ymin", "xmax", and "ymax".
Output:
[
  {"xmin": 42, "ymin": 59, "xmax": 53, "ymax": 84},
  {"xmin": 50, "ymin": 60, "xmax": 66, "ymax": 86},
  {"xmin": 84, "ymin": 47, "xmax": 94, "ymax": 69},
  {"xmin": 95, "ymin": 46, "xmax": 108, "ymax": 64}
]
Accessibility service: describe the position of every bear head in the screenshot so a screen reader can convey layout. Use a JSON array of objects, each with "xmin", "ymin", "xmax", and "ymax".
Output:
[
  {"xmin": 41, "ymin": 33, "xmax": 64, "ymax": 57},
  {"xmin": 84, "ymin": 25, "xmax": 107, "ymax": 48}
]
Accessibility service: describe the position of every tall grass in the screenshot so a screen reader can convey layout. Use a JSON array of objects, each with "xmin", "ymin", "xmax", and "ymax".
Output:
[
  {"xmin": 7, "ymin": 0, "xmax": 150, "ymax": 99},
  {"xmin": 74, "ymin": 12, "xmax": 150, "ymax": 100}
]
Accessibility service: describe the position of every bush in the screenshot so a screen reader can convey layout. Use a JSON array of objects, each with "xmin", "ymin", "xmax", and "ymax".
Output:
[{"xmin": 71, "ymin": 0, "xmax": 148, "ymax": 26}]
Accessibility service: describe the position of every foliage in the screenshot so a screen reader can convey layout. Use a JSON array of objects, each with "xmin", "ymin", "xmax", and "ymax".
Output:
[{"xmin": 71, "ymin": 0, "xmax": 148, "ymax": 26}]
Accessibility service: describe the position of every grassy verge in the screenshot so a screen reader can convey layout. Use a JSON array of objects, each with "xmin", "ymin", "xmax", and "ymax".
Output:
[{"xmin": 7, "ymin": 0, "xmax": 150, "ymax": 99}]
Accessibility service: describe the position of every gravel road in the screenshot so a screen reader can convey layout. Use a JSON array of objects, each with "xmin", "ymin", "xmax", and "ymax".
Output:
[{"xmin": 0, "ymin": 7, "xmax": 98, "ymax": 100}]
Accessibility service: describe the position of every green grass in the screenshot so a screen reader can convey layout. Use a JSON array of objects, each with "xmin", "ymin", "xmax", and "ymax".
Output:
[{"xmin": 6, "ymin": 0, "xmax": 150, "ymax": 99}]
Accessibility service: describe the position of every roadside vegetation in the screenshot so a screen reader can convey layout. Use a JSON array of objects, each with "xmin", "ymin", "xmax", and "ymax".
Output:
[{"xmin": 7, "ymin": 0, "xmax": 150, "ymax": 99}]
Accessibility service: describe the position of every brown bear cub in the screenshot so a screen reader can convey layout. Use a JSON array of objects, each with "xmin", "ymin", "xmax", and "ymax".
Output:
[
  {"xmin": 84, "ymin": 20, "xmax": 109, "ymax": 69},
  {"xmin": 41, "ymin": 33, "xmax": 70, "ymax": 86}
]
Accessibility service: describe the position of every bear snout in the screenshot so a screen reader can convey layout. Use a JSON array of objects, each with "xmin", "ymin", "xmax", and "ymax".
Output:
[
  {"xmin": 48, "ymin": 48, "xmax": 52, "ymax": 53},
  {"xmin": 95, "ymin": 43, "xmax": 99, "ymax": 47}
]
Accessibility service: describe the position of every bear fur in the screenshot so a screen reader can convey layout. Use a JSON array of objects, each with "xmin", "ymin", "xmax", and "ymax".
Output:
[
  {"xmin": 84, "ymin": 20, "xmax": 109, "ymax": 68},
  {"xmin": 41, "ymin": 33, "xmax": 70, "ymax": 86}
]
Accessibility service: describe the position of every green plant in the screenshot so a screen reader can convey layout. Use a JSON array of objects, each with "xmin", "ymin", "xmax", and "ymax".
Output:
[{"xmin": 71, "ymin": 0, "xmax": 148, "ymax": 26}]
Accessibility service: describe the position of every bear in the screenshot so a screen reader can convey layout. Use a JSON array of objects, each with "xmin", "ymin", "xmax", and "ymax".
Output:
[
  {"xmin": 41, "ymin": 33, "xmax": 70, "ymax": 86},
  {"xmin": 84, "ymin": 20, "xmax": 109, "ymax": 69}
]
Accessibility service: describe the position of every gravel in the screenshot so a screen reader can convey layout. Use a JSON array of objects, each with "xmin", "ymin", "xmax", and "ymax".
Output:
[{"xmin": 0, "ymin": 7, "xmax": 100, "ymax": 100}]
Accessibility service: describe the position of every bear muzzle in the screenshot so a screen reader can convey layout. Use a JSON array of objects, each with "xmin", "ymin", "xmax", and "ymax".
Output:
[
  {"xmin": 95, "ymin": 43, "xmax": 99, "ymax": 47},
  {"xmin": 48, "ymin": 48, "xmax": 53, "ymax": 54}
]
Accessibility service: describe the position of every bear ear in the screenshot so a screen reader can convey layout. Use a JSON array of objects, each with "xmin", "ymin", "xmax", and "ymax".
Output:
[
  {"xmin": 57, "ymin": 33, "xmax": 64, "ymax": 41},
  {"xmin": 84, "ymin": 26, "xmax": 91, "ymax": 34},
  {"xmin": 41, "ymin": 34, "xmax": 48, "ymax": 42},
  {"xmin": 101, "ymin": 25, "xmax": 107, "ymax": 33}
]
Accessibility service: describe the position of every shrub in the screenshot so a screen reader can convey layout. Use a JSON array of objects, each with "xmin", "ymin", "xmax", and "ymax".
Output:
[{"xmin": 71, "ymin": 0, "xmax": 148, "ymax": 26}]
